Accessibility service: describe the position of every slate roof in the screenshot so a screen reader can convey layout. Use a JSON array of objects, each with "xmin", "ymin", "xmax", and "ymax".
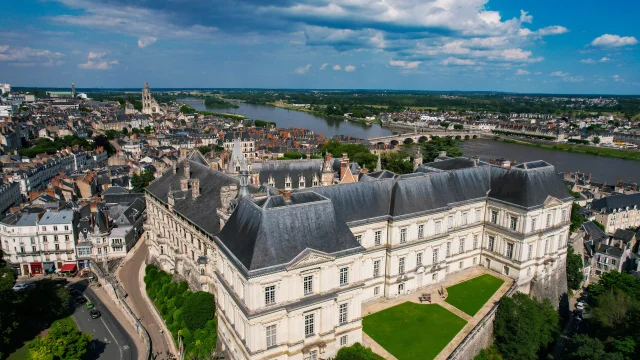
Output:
[
  {"xmin": 488, "ymin": 164, "xmax": 572, "ymax": 208},
  {"xmin": 591, "ymin": 193, "xmax": 640, "ymax": 213},
  {"xmin": 595, "ymin": 243, "xmax": 624, "ymax": 258},
  {"xmin": 216, "ymin": 192, "xmax": 362, "ymax": 274},
  {"xmin": 102, "ymin": 186, "xmax": 128, "ymax": 195},
  {"xmin": 251, "ymin": 159, "xmax": 322, "ymax": 189},
  {"xmin": 420, "ymin": 157, "xmax": 488, "ymax": 171},
  {"xmin": 613, "ymin": 229, "xmax": 636, "ymax": 242},
  {"xmin": 146, "ymin": 159, "xmax": 259, "ymax": 234},
  {"xmin": 582, "ymin": 221, "xmax": 608, "ymax": 244}
]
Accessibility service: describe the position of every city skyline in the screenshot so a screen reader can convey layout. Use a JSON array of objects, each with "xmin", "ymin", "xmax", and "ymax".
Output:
[{"xmin": 2, "ymin": 0, "xmax": 639, "ymax": 94}]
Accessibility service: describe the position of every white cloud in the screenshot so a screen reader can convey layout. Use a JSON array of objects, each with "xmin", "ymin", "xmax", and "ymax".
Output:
[
  {"xmin": 332, "ymin": 64, "xmax": 342, "ymax": 71},
  {"xmin": 549, "ymin": 71, "xmax": 583, "ymax": 82},
  {"xmin": 516, "ymin": 69, "xmax": 530, "ymax": 75},
  {"xmin": 519, "ymin": 10, "xmax": 533, "ymax": 24},
  {"xmin": 344, "ymin": 65, "xmax": 355, "ymax": 72},
  {"xmin": 599, "ymin": 57, "xmax": 610, "ymax": 63},
  {"xmin": 389, "ymin": 59, "xmax": 420, "ymax": 69},
  {"xmin": 319, "ymin": 63, "xmax": 328, "ymax": 70},
  {"xmin": 78, "ymin": 51, "xmax": 118, "ymax": 70},
  {"xmin": 293, "ymin": 64, "xmax": 311, "ymax": 74},
  {"xmin": 590, "ymin": 34, "xmax": 638, "ymax": 47},
  {"xmin": 0, "ymin": 45, "xmax": 64, "ymax": 65},
  {"xmin": 441, "ymin": 57, "xmax": 475, "ymax": 66},
  {"xmin": 580, "ymin": 58, "xmax": 596, "ymax": 64},
  {"xmin": 550, "ymin": 71, "xmax": 568, "ymax": 77},
  {"xmin": 537, "ymin": 26, "xmax": 569, "ymax": 36},
  {"xmin": 138, "ymin": 36, "xmax": 157, "ymax": 48},
  {"xmin": 613, "ymin": 74, "xmax": 623, "ymax": 82}
]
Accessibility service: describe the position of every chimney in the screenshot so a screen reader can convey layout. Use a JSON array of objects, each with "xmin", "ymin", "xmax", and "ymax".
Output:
[
  {"xmin": 306, "ymin": 154, "xmax": 311, "ymax": 159},
  {"xmin": 190, "ymin": 178, "xmax": 200, "ymax": 198},
  {"xmin": 342, "ymin": 153, "xmax": 349, "ymax": 161},
  {"xmin": 472, "ymin": 156, "xmax": 479, "ymax": 167},
  {"xmin": 439, "ymin": 151, "xmax": 447, "ymax": 157},
  {"xmin": 172, "ymin": 163, "xmax": 177, "ymax": 175},
  {"xmin": 283, "ymin": 191, "xmax": 291, "ymax": 201},
  {"xmin": 184, "ymin": 161, "xmax": 190, "ymax": 179},
  {"xmin": 340, "ymin": 159, "xmax": 348, "ymax": 179},
  {"xmin": 180, "ymin": 178, "xmax": 189, "ymax": 191}
]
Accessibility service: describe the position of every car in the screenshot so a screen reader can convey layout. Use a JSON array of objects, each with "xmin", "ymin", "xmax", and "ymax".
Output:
[
  {"xmin": 75, "ymin": 296, "xmax": 87, "ymax": 304},
  {"xmin": 90, "ymin": 309, "xmax": 101, "ymax": 319},
  {"xmin": 12, "ymin": 283, "xmax": 30, "ymax": 292},
  {"xmin": 86, "ymin": 301, "xmax": 95, "ymax": 309},
  {"xmin": 576, "ymin": 301, "xmax": 585, "ymax": 310}
]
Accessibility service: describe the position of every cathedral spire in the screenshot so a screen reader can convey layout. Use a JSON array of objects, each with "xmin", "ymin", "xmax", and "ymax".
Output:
[{"xmin": 237, "ymin": 156, "xmax": 250, "ymax": 199}]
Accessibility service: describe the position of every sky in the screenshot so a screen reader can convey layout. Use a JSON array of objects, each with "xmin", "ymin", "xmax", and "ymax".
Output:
[{"xmin": 1, "ymin": 0, "xmax": 639, "ymax": 94}]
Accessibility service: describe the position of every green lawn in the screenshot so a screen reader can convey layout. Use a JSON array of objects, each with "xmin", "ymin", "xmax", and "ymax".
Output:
[
  {"xmin": 445, "ymin": 274, "xmax": 505, "ymax": 316},
  {"xmin": 363, "ymin": 302, "xmax": 467, "ymax": 360},
  {"xmin": 7, "ymin": 317, "xmax": 77, "ymax": 360}
]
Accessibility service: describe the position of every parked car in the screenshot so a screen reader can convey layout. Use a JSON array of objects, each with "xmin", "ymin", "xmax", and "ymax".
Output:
[
  {"xmin": 90, "ymin": 309, "xmax": 101, "ymax": 319},
  {"xmin": 576, "ymin": 301, "xmax": 585, "ymax": 310},
  {"xmin": 86, "ymin": 301, "xmax": 95, "ymax": 309},
  {"xmin": 75, "ymin": 296, "xmax": 87, "ymax": 304},
  {"xmin": 12, "ymin": 283, "xmax": 30, "ymax": 292}
]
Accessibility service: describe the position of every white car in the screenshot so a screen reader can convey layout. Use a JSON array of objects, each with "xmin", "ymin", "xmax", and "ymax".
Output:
[
  {"xmin": 576, "ymin": 301, "xmax": 585, "ymax": 310},
  {"xmin": 12, "ymin": 283, "xmax": 30, "ymax": 292}
]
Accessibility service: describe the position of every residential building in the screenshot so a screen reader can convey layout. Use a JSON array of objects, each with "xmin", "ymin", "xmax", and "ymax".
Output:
[{"xmin": 589, "ymin": 193, "xmax": 640, "ymax": 234}]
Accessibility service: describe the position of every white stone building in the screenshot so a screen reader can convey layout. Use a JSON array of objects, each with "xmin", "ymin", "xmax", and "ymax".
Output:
[{"xmin": 144, "ymin": 153, "xmax": 572, "ymax": 360}]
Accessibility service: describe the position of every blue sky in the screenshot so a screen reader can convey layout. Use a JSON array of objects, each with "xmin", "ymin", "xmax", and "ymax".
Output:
[{"xmin": 1, "ymin": 0, "xmax": 639, "ymax": 94}]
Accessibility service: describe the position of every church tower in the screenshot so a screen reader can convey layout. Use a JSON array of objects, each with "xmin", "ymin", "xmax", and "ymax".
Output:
[{"xmin": 71, "ymin": 83, "xmax": 76, "ymax": 98}]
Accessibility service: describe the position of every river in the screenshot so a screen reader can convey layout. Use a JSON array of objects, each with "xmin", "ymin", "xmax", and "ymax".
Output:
[
  {"xmin": 182, "ymin": 98, "xmax": 394, "ymax": 139},
  {"xmin": 463, "ymin": 139, "xmax": 640, "ymax": 183}
]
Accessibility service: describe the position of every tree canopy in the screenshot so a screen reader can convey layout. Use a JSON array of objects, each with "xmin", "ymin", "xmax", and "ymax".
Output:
[
  {"xmin": 335, "ymin": 343, "xmax": 384, "ymax": 360},
  {"xmin": 28, "ymin": 318, "xmax": 92, "ymax": 360},
  {"xmin": 131, "ymin": 170, "xmax": 155, "ymax": 193},
  {"xmin": 566, "ymin": 245, "xmax": 584, "ymax": 291}
]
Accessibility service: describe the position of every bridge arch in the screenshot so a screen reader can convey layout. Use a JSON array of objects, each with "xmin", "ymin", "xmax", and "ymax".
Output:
[
  {"xmin": 403, "ymin": 138, "xmax": 414, "ymax": 144},
  {"xmin": 418, "ymin": 136, "xmax": 429, "ymax": 143}
]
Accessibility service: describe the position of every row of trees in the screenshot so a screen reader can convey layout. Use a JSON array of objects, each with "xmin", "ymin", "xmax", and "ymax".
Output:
[
  {"xmin": 320, "ymin": 139, "xmax": 415, "ymax": 174},
  {"xmin": 145, "ymin": 264, "xmax": 218, "ymax": 359}
]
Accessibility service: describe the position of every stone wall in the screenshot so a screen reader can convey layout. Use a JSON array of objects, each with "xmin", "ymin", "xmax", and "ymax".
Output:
[{"xmin": 530, "ymin": 260, "xmax": 569, "ymax": 309}]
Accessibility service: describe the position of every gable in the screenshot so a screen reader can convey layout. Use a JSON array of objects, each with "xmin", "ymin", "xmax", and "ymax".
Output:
[
  {"xmin": 287, "ymin": 248, "xmax": 335, "ymax": 270},
  {"xmin": 543, "ymin": 196, "xmax": 562, "ymax": 207}
]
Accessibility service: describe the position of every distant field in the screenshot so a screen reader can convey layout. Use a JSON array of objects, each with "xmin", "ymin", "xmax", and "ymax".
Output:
[
  {"xmin": 363, "ymin": 302, "xmax": 466, "ymax": 360},
  {"xmin": 445, "ymin": 274, "xmax": 504, "ymax": 316}
]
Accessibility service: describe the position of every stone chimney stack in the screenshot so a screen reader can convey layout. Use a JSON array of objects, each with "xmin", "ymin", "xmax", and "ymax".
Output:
[
  {"xmin": 190, "ymin": 178, "xmax": 200, "ymax": 198},
  {"xmin": 472, "ymin": 156, "xmax": 480, "ymax": 167},
  {"xmin": 172, "ymin": 163, "xmax": 177, "ymax": 175},
  {"xmin": 180, "ymin": 178, "xmax": 189, "ymax": 191},
  {"xmin": 184, "ymin": 161, "xmax": 190, "ymax": 179}
]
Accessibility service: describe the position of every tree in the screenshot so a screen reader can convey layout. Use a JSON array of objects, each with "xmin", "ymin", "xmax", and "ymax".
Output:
[
  {"xmin": 593, "ymin": 220, "xmax": 606, "ymax": 232},
  {"xmin": 566, "ymin": 246, "xmax": 583, "ymax": 291},
  {"xmin": 183, "ymin": 292, "xmax": 216, "ymax": 332},
  {"xmin": 0, "ymin": 250, "xmax": 17, "ymax": 358},
  {"xmin": 474, "ymin": 345, "xmax": 503, "ymax": 360},
  {"xmin": 381, "ymin": 152, "xmax": 413, "ymax": 174},
  {"xmin": 198, "ymin": 146, "xmax": 212, "ymax": 154},
  {"xmin": 421, "ymin": 136, "xmax": 463, "ymax": 162},
  {"xmin": 494, "ymin": 293, "xmax": 559, "ymax": 360},
  {"xmin": 122, "ymin": 127, "xmax": 129, "ymax": 135},
  {"xmin": 28, "ymin": 318, "xmax": 92, "ymax": 360},
  {"xmin": 454, "ymin": 124, "xmax": 464, "ymax": 130},
  {"xmin": 144, "ymin": 126, "xmax": 153, "ymax": 135},
  {"xmin": 335, "ymin": 343, "xmax": 384, "ymax": 360},
  {"xmin": 131, "ymin": 170, "xmax": 155, "ymax": 193},
  {"xmin": 567, "ymin": 334, "xmax": 624, "ymax": 360},
  {"xmin": 570, "ymin": 203, "xmax": 586, "ymax": 233},
  {"xmin": 592, "ymin": 136, "xmax": 601, "ymax": 145}
]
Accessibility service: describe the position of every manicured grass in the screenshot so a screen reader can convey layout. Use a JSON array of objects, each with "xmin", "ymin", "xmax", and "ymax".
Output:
[
  {"xmin": 445, "ymin": 274, "xmax": 504, "ymax": 316},
  {"xmin": 6, "ymin": 316, "xmax": 77, "ymax": 360},
  {"xmin": 363, "ymin": 302, "xmax": 467, "ymax": 360}
]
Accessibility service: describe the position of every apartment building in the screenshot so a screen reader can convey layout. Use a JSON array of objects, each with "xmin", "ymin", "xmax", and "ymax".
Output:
[
  {"xmin": 1, "ymin": 210, "xmax": 79, "ymax": 276},
  {"xmin": 144, "ymin": 153, "xmax": 572, "ymax": 360},
  {"xmin": 589, "ymin": 193, "xmax": 640, "ymax": 234}
]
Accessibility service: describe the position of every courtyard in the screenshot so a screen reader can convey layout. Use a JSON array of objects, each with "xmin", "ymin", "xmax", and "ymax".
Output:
[{"xmin": 362, "ymin": 269, "xmax": 511, "ymax": 360}]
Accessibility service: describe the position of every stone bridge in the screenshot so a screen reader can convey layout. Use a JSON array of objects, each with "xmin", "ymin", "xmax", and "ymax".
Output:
[{"xmin": 369, "ymin": 131, "xmax": 478, "ymax": 147}]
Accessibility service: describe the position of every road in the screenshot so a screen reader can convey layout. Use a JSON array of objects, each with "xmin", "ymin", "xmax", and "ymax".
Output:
[
  {"xmin": 71, "ymin": 280, "xmax": 138, "ymax": 360},
  {"xmin": 119, "ymin": 241, "xmax": 172, "ymax": 358}
]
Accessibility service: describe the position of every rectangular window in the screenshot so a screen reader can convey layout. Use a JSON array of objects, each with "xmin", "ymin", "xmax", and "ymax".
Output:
[
  {"xmin": 510, "ymin": 216, "xmax": 518, "ymax": 231},
  {"xmin": 459, "ymin": 238, "xmax": 465, "ymax": 254},
  {"xmin": 398, "ymin": 257, "xmax": 405, "ymax": 274},
  {"xmin": 418, "ymin": 224, "xmax": 424, "ymax": 239},
  {"xmin": 488, "ymin": 236, "xmax": 495, "ymax": 251},
  {"xmin": 374, "ymin": 286, "xmax": 380, "ymax": 295},
  {"xmin": 339, "ymin": 303, "xmax": 348, "ymax": 325},
  {"xmin": 562, "ymin": 210, "xmax": 567, "ymax": 222},
  {"xmin": 309, "ymin": 350, "xmax": 318, "ymax": 360},
  {"xmin": 528, "ymin": 244, "xmax": 533, "ymax": 260},
  {"xmin": 65, "ymin": 235, "xmax": 70, "ymax": 241},
  {"xmin": 416, "ymin": 253, "xmax": 423, "ymax": 266},
  {"xmin": 447, "ymin": 216, "xmax": 453, "ymax": 229},
  {"xmin": 491, "ymin": 210, "xmax": 498, "ymax": 224},
  {"xmin": 531, "ymin": 218, "xmax": 537, "ymax": 232},
  {"xmin": 32, "ymin": 246, "xmax": 36, "ymax": 253},
  {"xmin": 446, "ymin": 242, "xmax": 451, "ymax": 257},
  {"xmin": 506, "ymin": 243, "xmax": 514, "ymax": 259},
  {"xmin": 473, "ymin": 257, "xmax": 477, "ymax": 265},
  {"xmin": 432, "ymin": 273, "xmax": 438, "ymax": 281},
  {"xmin": 400, "ymin": 228, "xmax": 407, "ymax": 243},
  {"xmin": 303, "ymin": 275, "xmax": 313, "ymax": 296},
  {"xmin": 473, "ymin": 235, "xmax": 478, "ymax": 250},
  {"xmin": 340, "ymin": 335, "xmax": 348, "ymax": 347},
  {"xmin": 545, "ymin": 239, "xmax": 549, "ymax": 254},
  {"xmin": 339, "ymin": 267, "xmax": 349, "ymax": 286},
  {"xmin": 264, "ymin": 285, "xmax": 276, "ymax": 306},
  {"xmin": 373, "ymin": 260, "xmax": 380, "ymax": 277},
  {"xmin": 355, "ymin": 235, "xmax": 362, "ymax": 244},
  {"xmin": 435, "ymin": 221, "xmax": 442, "ymax": 235},
  {"xmin": 374, "ymin": 231, "xmax": 382, "ymax": 246},
  {"xmin": 304, "ymin": 314, "xmax": 315, "ymax": 337},
  {"xmin": 546, "ymin": 214, "xmax": 552, "ymax": 227},
  {"xmin": 64, "ymin": 225, "xmax": 69, "ymax": 231},
  {"xmin": 612, "ymin": 259, "xmax": 617, "ymax": 266},
  {"xmin": 55, "ymin": 244, "xmax": 60, "ymax": 250},
  {"xmin": 53, "ymin": 226, "xmax": 58, "ymax": 231},
  {"xmin": 462, "ymin": 212, "xmax": 468, "ymax": 225},
  {"xmin": 266, "ymin": 325, "xmax": 277, "ymax": 348},
  {"xmin": 459, "ymin": 261, "xmax": 463, "ymax": 269},
  {"xmin": 432, "ymin": 248, "xmax": 439, "ymax": 264},
  {"xmin": 475, "ymin": 209, "xmax": 481, "ymax": 222}
]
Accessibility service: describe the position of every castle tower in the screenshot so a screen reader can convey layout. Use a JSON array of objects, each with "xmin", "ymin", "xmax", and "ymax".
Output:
[
  {"xmin": 228, "ymin": 139, "xmax": 244, "ymax": 174},
  {"xmin": 71, "ymin": 83, "xmax": 76, "ymax": 98},
  {"xmin": 237, "ymin": 157, "xmax": 250, "ymax": 198}
]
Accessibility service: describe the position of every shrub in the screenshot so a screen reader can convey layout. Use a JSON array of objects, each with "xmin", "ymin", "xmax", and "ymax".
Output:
[
  {"xmin": 183, "ymin": 292, "xmax": 216, "ymax": 331},
  {"xmin": 335, "ymin": 343, "xmax": 384, "ymax": 360}
]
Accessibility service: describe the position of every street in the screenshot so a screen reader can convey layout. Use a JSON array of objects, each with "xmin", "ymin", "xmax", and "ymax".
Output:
[
  {"xmin": 70, "ymin": 280, "xmax": 138, "ymax": 360},
  {"xmin": 119, "ymin": 240, "xmax": 173, "ymax": 358}
]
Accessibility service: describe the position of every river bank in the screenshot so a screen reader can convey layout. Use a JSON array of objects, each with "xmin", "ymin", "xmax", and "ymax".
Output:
[
  {"xmin": 492, "ymin": 136, "xmax": 640, "ymax": 162},
  {"xmin": 267, "ymin": 102, "xmax": 381, "ymax": 126}
]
